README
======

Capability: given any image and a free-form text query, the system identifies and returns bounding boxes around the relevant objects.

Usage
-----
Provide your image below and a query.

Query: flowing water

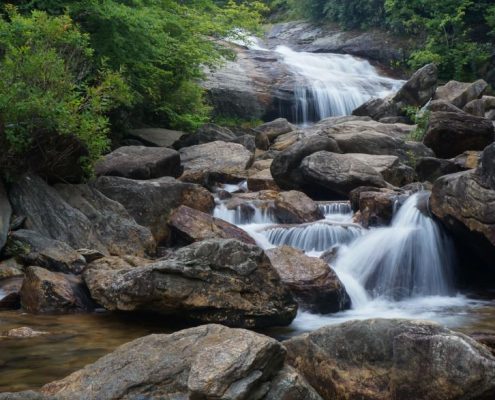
[274,46,404,124]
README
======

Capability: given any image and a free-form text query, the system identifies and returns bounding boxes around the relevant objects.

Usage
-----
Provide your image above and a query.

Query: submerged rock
[20,266,94,313]
[2,327,48,338]
[83,239,298,328]
[95,176,214,244]
[42,324,319,400]
[423,112,494,159]
[284,319,495,400]
[265,246,350,313]
[95,146,182,179]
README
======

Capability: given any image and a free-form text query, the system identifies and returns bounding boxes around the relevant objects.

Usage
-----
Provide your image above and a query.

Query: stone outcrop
[265,246,350,313]
[173,124,237,149]
[255,118,295,141]
[83,239,298,328]
[415,157,462,182]
[95,146,182,179]
[20,266,93,313]
[284,319,495,400]
[6,230,86,274]
[434,79,488,109]
[95,176,214,244]
[42,324,320,400]
[168,205,256,245]
[129,127,187,148]
[423,112,494,158]
[179,141,254,184]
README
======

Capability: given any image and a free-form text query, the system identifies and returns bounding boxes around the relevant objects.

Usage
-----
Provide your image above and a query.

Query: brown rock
[265,246,350,313]
[168,205,256,245]
[0,277,23,309]
[3,327,48,338]
[255,118,295,141]
[20,266,94,313]
[434,79,488,109]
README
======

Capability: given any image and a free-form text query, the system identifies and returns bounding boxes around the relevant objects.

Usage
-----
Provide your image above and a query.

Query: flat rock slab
[95,146,182,180]
[129,128,186,147]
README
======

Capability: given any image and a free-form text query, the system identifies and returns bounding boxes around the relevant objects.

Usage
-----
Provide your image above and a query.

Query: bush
[0,9,132,181]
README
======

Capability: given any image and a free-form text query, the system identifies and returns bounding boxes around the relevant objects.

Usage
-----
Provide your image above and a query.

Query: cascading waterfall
[213,203,276,225]
[274,46,404,124]
[264,222,362,252]
[319,202,353,223]
[333,193,456,308]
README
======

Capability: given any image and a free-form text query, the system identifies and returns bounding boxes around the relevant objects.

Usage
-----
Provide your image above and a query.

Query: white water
[274,46,404,124]
[319,202,354,223]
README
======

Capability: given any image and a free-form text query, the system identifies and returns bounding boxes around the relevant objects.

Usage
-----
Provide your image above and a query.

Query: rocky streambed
[2,27,495,399]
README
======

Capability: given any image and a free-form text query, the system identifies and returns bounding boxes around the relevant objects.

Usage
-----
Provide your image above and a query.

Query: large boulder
[350,188,405,228]
[271,135,341,190]
[430,170,495,259]
[415,157,462,182]
[42,324,320,400]
[168,205,256,245]
[174,124,236,149]
[55,183,156,257]
[480,142,495,190]
[83,239,298,328]
[284,319,495,400]
[423,112,494,158]
[20,266,93,313]
[434,79,488,109]
[6,230,86,274]
[95,146,182,180]
[265,246,350,313]
[298,151,387,199]
[0,277,23,309]
[129,127,187,148]
[255,118,295,141]
[353,64,438,120]
[95,176,214,244]
[0,180,11,252]
[9,175,107,253]
[179,141,254,184]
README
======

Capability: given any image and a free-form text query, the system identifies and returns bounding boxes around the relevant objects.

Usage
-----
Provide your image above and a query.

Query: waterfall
[274,46,404,124]
[264,222,362,252]
[213,203,276,225]
[333,193,456,308]
[319,202,353,223]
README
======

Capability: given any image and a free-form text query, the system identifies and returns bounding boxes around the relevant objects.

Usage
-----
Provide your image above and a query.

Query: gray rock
[20,266,94,313]
[41,324,316,400]
[480,142,495,190]
[9,175,106,254]
[180,141,254,184]
[83,239,298,328]
[129,127,187,147]
[0,391,54,400]
[255,118,295,141]
[0,277,23,309]
[427,99,464,113]
[95,146,182,180]
[55,184,156,257]
[415,157,462,182]
[463,99,485,117]
[284,319,495,400]
[0,180,11,252]
[231,134,256,153]
[434,79,488,109]
[298,151,387,199]
[423,112,494,158]
[95,176,214,244]
[271,136,341,190]
[7,230,86,274]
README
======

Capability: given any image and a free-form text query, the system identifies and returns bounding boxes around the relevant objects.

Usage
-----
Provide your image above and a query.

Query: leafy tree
[0,8,132,179]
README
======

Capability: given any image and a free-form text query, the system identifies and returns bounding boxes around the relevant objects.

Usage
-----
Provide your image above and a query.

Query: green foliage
[16,0,266,131]
[0,9,132,178]
[403,106,430,142]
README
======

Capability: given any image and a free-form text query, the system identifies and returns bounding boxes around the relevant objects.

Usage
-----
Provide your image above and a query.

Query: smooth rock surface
[255,118,295,141]
[434,79,488,109]
[265,246,350,313]
[84,239,298,328]
[95,146,182,180]
[129,127,187,148]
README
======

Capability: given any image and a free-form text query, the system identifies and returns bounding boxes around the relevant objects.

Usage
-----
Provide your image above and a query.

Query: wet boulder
[0,181,11,252]
[423,112,494,158]
[2,327,48,338]
[271,135,341,191]
[179,141,254,184]
[247,168,280,192]
[83,239,298,328]
[480,142,495,190]
[265,246,350,313]
[453,150,482,170]
[20,266,94,313]
[42,324,320,400]
[0,277,23,309]
[284,319,495,400]
[95,176,214,244]
[255,118,295,141]
[168,205,256,245]
[415,157,462,182]
[0,258,24,280]
[350,188,404,228]
[298,151,387,199]
[6,230,86,274]
[95,146,182,180]
[434,79,488,109]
